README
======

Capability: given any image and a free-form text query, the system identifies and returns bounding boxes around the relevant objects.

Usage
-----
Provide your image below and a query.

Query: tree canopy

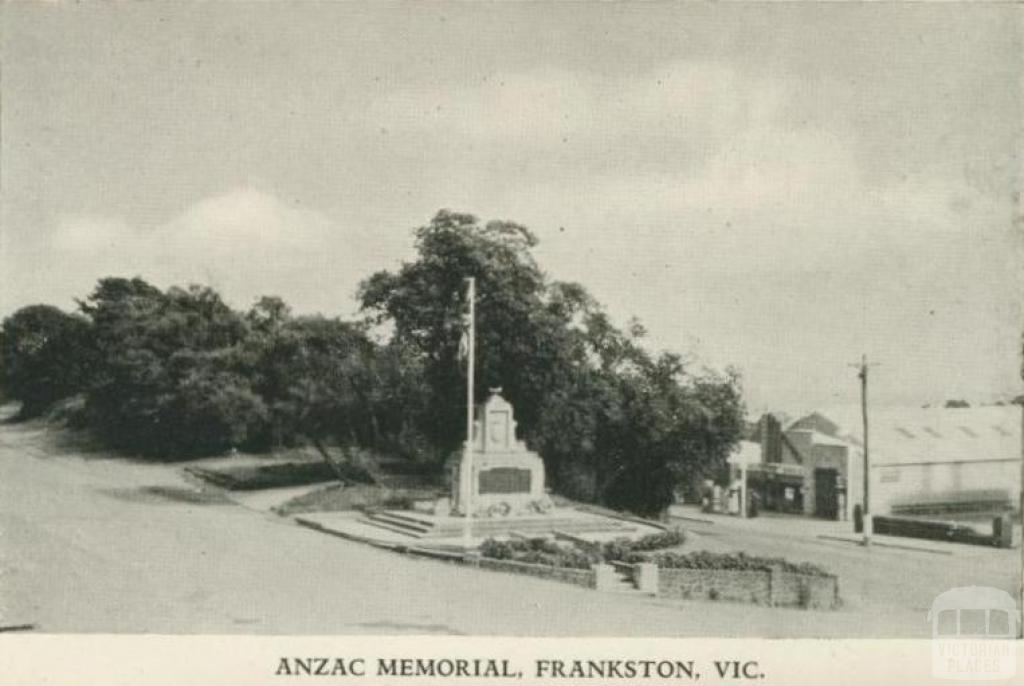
[1,210,746,514]
[0,305,94,418]
[360,210,745,515]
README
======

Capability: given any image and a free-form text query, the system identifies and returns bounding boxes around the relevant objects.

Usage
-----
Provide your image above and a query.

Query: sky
[2,3,1021,413]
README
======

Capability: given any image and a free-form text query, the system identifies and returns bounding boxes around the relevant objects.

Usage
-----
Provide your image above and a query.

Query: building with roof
[788,405,1022,520]
[730,405,1021,522]
[730,416,862,520]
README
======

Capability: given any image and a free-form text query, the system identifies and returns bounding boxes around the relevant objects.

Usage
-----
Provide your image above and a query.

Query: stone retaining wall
[469,556,838,609]
[769,570,839,609]
[658,568,771,605]
[471,557,596,589]
[656,566,839,609]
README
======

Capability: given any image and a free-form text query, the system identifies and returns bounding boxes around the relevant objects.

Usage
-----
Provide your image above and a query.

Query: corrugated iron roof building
[788,405,1022,518]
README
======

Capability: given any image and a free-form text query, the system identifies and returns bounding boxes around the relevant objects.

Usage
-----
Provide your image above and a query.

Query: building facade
[733,405,1022,522]
[730,416,861,520]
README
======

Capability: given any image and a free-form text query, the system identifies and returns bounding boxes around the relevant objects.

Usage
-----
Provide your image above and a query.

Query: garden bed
[276,483,443,516]
[643,550,830,577]
[476,531,839,609]
[186,461,367,491]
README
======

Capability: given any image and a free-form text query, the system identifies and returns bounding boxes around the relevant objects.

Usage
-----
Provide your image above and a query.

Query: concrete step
[362,512,433,533]
[357,517,427,538]
[425,517,634,539]
[369,510,440,528]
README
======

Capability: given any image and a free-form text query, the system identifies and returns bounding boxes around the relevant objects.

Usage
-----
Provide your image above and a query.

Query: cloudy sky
[2,3,1021,412]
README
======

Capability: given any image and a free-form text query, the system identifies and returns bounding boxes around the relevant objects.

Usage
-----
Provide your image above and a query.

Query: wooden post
[859,355,871,546]
[740,457,748,519]
[462,277,476,548]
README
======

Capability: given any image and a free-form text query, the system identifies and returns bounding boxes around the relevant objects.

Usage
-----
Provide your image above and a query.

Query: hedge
[478,537,600,570]
[646,550,832,577]
[478,534,834,578]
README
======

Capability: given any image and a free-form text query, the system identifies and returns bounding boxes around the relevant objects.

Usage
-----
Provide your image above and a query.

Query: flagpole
[463,277,476,548]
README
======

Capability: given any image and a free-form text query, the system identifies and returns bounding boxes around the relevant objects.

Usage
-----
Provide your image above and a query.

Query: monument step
[361,508,638,540]
[361,512,434,534]
[368,510,443,528]
[357,517,428,538]
[421,516,636,539]
[604,569,652,595]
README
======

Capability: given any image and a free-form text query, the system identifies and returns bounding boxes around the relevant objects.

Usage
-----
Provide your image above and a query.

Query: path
[0,416,1018,636]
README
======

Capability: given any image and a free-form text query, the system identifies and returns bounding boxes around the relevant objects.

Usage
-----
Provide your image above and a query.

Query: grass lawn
[276,482,444,515]
[187,460,371,491]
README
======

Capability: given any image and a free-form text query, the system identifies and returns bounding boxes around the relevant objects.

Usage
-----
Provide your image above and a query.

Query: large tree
[0,305,95,417]
[80,277,266,457]
[359,210,745,515]
[359,210,566,452]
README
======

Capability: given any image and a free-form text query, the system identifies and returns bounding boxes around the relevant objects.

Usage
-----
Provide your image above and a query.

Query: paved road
[1,416,1019,636]
[671,507,1021,629]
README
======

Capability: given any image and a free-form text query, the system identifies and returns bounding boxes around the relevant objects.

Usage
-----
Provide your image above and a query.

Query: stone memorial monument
[447,389,551,517]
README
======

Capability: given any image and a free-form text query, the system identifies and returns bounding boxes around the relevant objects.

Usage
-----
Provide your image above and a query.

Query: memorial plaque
[478,467,531,495]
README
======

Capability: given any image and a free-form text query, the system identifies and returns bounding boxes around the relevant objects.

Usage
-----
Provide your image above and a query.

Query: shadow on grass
[97,485,234,505]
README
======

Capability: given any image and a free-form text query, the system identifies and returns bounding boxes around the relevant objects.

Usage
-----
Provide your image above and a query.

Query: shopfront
[745,462,806,515]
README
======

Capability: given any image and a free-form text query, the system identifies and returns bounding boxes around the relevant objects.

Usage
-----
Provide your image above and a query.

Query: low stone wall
[469,557,838,608]
[471,557,596,589]
[656,567,839,609]
[658,568,771,605]
[769,570,839,609]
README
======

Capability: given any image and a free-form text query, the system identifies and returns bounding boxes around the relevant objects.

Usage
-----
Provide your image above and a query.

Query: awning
[745,463,805,485]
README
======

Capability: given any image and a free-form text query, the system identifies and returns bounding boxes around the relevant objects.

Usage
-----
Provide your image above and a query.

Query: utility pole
[849,354,879,546]
[740,457,748,519]
[462,277,476,549]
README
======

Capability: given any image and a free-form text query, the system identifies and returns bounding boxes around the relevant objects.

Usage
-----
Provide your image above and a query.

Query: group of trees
[0,280,422,460]
[0,210,745,515]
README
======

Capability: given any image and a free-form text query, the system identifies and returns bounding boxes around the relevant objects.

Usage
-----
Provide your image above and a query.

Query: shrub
[478,537,600,570]
[648,550,832,577]
[631,528,687,551]
[479,535,830,577]
[601,528,686,561]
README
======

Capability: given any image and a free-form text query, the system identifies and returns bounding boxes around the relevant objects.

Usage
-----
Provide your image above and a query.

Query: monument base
[360,507,637,540]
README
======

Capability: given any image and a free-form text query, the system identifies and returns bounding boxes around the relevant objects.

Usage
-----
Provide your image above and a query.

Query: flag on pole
[457,324,469,361]
[457,293,471,361]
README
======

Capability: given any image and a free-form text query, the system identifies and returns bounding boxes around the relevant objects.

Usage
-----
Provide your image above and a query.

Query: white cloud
[9,56,1018,411]
[39,188,412,316]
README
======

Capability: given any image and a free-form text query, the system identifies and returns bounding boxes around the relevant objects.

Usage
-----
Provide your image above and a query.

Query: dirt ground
[0,413,1019,637]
